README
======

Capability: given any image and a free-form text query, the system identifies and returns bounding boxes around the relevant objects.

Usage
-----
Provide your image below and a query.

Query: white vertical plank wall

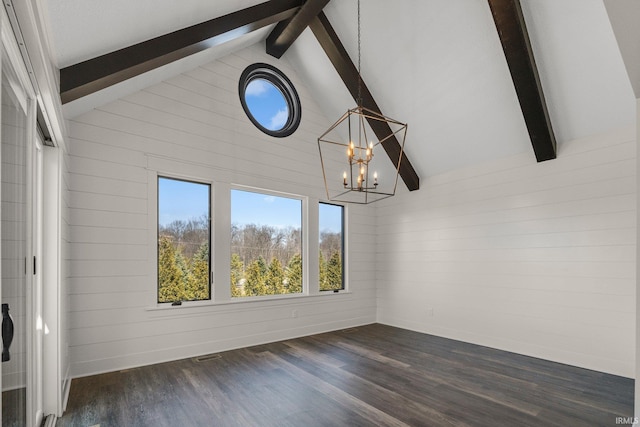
[64,45,377,377]
[376,126,636,377]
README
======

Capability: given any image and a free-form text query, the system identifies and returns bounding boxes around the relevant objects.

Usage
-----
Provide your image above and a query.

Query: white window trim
[318,201,348,293]
[229,184,309,299]
[148,170,215,307]
[147,169,349,310]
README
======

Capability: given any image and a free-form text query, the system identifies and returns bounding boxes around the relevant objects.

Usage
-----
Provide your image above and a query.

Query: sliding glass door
[0,8,44,422]
[1,50,30,426]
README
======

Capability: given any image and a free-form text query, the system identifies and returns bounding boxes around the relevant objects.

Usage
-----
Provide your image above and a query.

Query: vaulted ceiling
[42,0,637,181]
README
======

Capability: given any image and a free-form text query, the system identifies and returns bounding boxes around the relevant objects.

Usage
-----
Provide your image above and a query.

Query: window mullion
[213,181,232,302]
[307,198,320,295]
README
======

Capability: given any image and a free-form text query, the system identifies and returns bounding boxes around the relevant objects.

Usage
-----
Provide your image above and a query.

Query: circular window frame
[239,63,302,138]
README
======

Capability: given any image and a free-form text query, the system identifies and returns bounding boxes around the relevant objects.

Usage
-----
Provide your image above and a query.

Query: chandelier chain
[357,0,362,106]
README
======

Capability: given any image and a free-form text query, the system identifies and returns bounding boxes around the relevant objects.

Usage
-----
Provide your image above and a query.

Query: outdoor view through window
[244,78,289,132]
[157,180,343,302]
[231,189,303,297]
[157,177,211,303]
[319,203,344,291]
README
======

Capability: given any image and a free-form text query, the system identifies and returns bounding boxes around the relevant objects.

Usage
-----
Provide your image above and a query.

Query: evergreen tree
[256,255,268,276]
[265,258,285,295]
[326,252,342,290]
[190,242,210,300]
[319,253,328,291]
[175,249,190,278]
[158,235,185,303]
[231,281,243,297]
[245,258,266,296]
[175,250,193,299]
[230,253,245,296]
[285,253,302,294]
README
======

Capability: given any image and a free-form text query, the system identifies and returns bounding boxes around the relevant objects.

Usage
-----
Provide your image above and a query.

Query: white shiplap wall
[377,126,636,377]
[60,149,72,404]
[65,44,376,377]
[1,96,27,390]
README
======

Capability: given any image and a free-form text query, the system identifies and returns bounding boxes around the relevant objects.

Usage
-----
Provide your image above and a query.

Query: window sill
[145,291,351,315]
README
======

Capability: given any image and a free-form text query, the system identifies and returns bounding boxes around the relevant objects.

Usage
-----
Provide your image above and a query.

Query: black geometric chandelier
[317,0,408,204]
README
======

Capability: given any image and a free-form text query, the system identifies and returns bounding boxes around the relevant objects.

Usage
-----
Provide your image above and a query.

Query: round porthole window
[239,63,301,138]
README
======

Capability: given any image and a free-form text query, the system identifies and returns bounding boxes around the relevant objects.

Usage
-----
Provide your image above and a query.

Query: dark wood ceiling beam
[266,0,330,58]
[487,0,557,162]
[309,12,420,191]
[60,0,304,104]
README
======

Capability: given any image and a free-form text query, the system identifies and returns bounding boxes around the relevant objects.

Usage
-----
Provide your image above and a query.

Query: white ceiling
[42,0,637,179]
[603,0,640,98]
[44,0,267,67]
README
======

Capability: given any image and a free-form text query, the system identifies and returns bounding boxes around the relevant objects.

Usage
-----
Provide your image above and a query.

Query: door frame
[0,3,43,425]
[28,134,44,426]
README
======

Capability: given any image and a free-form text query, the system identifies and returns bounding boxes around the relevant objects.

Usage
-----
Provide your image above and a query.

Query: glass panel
[244,79,289,131]
[231,189,302,297]
[319,203,344,291]
[1,62,29,426]
[157,177,211,303]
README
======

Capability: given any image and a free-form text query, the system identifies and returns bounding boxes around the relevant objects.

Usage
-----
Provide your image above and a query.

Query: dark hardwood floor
[2,388,25,427]
[57,324,634,427]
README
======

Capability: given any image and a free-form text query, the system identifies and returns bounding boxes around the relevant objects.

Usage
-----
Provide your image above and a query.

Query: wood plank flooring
[56,324,634,427]
[2,388,25,427]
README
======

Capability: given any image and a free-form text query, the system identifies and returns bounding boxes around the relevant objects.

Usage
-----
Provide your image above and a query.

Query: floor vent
[341,328,359,334]
[194,353,222,363]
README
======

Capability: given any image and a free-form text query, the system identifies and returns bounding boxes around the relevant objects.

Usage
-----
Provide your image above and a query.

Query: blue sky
[244,79,288,131]
[158,177,209,226]
[231,189,301,229]
[159,179,342,233]
[232,190,342,233]
[319,202,342,234]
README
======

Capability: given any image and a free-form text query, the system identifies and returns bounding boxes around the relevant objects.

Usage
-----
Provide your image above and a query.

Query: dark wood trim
[309,12,420,191]
[60,0,304,104]
[487,0,557,162]
[266,0,330,59]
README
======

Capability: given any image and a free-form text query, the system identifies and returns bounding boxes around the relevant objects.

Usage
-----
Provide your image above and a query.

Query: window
[154,178,346,304]
[230,189,303,297]
[239,63,301,138]
[157,177,211,303]
[319,203,344,291]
